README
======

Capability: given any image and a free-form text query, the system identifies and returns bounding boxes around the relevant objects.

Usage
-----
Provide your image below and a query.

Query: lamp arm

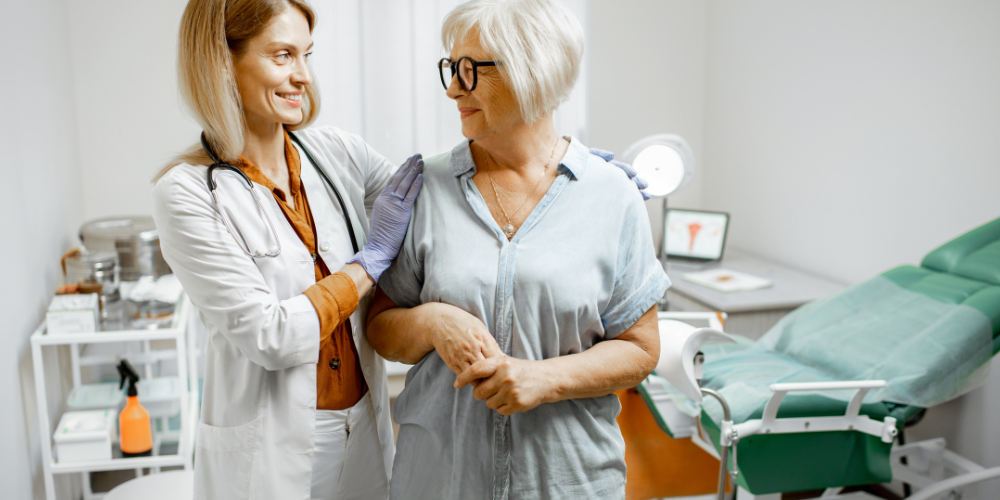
[658,196,670,311]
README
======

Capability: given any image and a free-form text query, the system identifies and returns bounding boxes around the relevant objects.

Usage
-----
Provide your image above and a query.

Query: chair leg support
[892,437,1000,500]
[904,466,1000,500]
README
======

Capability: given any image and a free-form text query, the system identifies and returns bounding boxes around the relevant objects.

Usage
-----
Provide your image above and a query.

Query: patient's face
[446,28,520,141]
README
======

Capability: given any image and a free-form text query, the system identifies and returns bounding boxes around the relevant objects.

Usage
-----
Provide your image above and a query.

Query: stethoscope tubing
[201,131,359,259]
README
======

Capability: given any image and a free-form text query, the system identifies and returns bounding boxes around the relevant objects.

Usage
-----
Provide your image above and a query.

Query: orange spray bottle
[116,360,152,457]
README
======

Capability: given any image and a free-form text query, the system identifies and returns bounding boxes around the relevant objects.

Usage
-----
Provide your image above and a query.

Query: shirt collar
[233,129,302,201]
[451,136,590,179]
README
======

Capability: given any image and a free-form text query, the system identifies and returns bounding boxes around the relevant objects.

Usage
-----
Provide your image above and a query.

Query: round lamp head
[621,134,695,198]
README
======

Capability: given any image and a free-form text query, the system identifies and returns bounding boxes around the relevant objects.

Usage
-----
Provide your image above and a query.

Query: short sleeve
[600,197,672,338]
[376,208,424,309]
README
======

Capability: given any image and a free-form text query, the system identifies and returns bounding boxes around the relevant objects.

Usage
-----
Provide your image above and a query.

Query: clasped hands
[429,305,554,416]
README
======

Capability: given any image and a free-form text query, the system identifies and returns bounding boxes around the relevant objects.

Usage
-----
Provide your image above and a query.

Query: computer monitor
[664,209,730,262]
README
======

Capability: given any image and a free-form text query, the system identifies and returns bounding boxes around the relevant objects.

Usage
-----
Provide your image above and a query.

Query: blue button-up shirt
[379,137,670,500]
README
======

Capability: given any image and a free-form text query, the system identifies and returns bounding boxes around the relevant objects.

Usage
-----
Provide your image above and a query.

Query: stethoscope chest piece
[202,133,282,258]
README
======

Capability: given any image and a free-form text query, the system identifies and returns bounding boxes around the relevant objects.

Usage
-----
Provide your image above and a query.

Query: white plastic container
[137,377,180,418]
[53,409,115,463]
[46,294,99,334]
[66,383,125,411]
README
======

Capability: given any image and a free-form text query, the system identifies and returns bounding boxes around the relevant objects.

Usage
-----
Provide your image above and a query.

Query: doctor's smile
[277,92,304,107]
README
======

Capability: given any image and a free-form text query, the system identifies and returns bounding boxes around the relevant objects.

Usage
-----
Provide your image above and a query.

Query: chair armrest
[732,380,899,443]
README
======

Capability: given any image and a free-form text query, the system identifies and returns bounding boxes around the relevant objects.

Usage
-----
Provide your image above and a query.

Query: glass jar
[63,249,123,329]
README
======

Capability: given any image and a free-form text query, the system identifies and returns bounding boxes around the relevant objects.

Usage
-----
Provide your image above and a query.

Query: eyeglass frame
[438,57,497,92]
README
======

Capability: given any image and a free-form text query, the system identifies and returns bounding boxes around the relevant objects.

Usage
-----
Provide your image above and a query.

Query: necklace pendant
[503,223,516,239]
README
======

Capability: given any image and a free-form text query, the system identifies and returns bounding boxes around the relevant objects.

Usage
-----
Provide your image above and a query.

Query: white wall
[0,0,85,498]
[701,0,1000,284]
[67,0,199,223]
[587,0,708,209]
[587,0,707,252]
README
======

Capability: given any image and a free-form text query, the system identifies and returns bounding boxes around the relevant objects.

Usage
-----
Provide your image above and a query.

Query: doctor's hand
[454,356,552,416]
[589,148,650,200]
[349,154,423,283]
[425,303,504,378]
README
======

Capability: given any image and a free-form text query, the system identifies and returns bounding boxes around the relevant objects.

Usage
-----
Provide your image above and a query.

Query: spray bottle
[117,360,152,457]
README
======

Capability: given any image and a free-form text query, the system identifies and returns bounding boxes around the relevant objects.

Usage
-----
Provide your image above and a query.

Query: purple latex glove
[348,154,424,282]
[589,148,650,200]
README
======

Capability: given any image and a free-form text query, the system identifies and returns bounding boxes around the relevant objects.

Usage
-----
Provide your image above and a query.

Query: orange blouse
[232,131,367,411]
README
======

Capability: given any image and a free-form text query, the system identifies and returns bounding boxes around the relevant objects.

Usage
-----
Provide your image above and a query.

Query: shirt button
[364,367,372,377]
[320,241,331,252]
[375,404,382,416]
[328,358,341,370]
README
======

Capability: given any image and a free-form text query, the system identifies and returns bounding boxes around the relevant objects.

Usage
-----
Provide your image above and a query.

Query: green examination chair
[640,217,1000,499]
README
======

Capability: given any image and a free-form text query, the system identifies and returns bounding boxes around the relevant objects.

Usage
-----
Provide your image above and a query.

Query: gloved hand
[589,148,650,200]
[348,154,424,282]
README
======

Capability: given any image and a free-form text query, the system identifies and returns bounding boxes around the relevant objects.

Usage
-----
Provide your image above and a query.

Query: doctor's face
[233,7,314,130]
[446,29,520,142]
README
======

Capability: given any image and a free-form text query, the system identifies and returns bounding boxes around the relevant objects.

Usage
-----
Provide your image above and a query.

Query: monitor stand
[667,258,722,273]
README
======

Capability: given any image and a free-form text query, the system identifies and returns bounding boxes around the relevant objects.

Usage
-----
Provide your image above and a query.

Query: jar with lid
[79,217,171,281]
[63,249,123,329]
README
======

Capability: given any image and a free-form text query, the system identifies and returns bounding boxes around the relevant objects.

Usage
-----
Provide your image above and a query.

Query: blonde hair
[156,0,320,180]
[442,0,584,124]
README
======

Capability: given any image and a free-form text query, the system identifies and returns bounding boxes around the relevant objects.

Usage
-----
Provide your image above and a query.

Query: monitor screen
[664,209,729,261]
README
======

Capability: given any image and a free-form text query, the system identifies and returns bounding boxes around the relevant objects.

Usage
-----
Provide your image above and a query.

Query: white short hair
[442,0,585,123]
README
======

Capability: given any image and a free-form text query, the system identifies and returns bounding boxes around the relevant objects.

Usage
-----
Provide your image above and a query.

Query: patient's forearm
[544,305,660,401]
[367,302,437,364]
[544,339,652,401]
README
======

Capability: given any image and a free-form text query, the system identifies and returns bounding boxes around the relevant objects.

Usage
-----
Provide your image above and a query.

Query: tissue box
[53,409,115,463]
[47,294,99,334]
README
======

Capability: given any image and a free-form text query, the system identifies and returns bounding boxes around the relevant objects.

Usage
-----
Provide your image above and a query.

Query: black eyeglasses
[438,57,497,91]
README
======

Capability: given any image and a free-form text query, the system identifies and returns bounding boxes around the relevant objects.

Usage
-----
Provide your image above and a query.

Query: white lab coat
[151,126,397,500]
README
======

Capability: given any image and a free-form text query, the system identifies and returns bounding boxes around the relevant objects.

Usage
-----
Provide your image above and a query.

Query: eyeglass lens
[438,58,478,91]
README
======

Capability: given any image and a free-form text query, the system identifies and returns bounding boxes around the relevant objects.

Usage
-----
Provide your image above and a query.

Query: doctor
[152,1,416,499]
[152,0,644,498]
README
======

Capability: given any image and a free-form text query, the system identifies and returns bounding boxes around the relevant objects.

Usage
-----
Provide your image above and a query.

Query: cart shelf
[31,295,199,500]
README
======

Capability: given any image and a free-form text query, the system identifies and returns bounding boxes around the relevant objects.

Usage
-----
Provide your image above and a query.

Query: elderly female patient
[366,0,669,498]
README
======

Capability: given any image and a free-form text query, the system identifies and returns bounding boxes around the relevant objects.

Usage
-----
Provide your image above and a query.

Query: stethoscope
[202,131,360,259]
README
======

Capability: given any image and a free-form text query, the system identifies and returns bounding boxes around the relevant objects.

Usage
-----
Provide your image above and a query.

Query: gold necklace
[486,137,559,239]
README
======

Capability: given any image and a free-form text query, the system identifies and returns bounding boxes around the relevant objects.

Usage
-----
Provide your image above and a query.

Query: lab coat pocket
[194,415,262,500]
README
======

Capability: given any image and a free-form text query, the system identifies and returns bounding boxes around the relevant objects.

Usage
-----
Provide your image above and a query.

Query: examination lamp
[622,134,696,309]
[620,133,695,198]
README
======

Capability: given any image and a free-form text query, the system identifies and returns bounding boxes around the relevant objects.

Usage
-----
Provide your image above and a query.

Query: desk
[665,250,846,339]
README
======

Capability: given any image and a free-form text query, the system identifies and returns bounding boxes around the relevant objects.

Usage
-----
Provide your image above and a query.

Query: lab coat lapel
[215,171,314,297]
[295,143,372,347]
[296,143,368,250]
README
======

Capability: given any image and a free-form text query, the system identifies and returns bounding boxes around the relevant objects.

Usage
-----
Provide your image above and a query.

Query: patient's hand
[427,303,504,377]
[454,356,552,416]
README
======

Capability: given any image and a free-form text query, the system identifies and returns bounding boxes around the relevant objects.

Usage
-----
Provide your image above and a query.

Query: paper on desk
[682,268,772,293]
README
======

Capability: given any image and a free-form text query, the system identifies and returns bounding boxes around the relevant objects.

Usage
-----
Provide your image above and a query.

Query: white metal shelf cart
[31,295,200,500]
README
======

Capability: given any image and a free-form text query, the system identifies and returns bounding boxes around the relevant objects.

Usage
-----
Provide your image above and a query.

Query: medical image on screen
[665,210,728,260]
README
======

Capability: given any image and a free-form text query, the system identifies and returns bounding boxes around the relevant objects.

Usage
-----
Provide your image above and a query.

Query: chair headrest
[922,217,1000,286]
